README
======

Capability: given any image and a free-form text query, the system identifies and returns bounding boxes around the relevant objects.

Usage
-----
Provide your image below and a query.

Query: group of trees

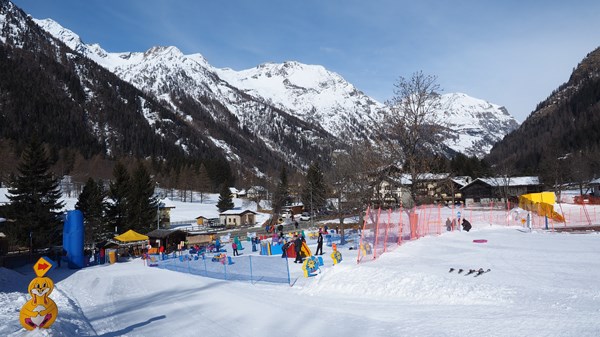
[263,71,493,235]
[486,47,600,179]
[9,67,595,253]
[0,139,160,251]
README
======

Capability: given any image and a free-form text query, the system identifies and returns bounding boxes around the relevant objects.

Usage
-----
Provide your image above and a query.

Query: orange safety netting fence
[356,194,599,264]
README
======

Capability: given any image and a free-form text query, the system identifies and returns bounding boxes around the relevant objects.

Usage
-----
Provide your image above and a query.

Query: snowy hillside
[217,61,384,138]
[440,93,519,156]
[34,18,519,158]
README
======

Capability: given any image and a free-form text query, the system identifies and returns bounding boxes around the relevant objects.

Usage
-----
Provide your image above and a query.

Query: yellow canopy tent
[107,230,149,262]
[518,192,565,222]
[114,229,149,242]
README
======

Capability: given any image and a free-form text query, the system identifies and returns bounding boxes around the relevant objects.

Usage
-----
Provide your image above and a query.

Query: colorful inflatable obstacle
[234,236,244,250]
[302,256,321,277]
[286,241,312,259]
[211,253,232,264]
[518,192,565,222]
[270,242,284,255]
[331,243,342,265]
[260,240,271,255]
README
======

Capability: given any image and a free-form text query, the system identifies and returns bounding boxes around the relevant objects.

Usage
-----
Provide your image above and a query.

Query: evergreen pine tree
[75,177,106,243]
[105,162,130,234]
[301,162,327,215]
[6,138,64,250]
[216,184,234,213]
[128,162,158,233]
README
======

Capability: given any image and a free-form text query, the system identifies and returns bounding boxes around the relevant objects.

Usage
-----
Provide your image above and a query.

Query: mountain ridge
[486,46,600,175]
[0,0,522,191]
[33,17,519,159]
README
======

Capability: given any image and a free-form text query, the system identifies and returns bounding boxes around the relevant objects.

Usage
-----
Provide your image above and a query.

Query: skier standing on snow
[232,241,239,256]
[315,232,324,255]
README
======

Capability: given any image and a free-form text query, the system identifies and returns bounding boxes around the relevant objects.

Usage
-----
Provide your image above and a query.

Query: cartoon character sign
[331,243,343,265]
[19,257,58,330]
[302,256,321,277]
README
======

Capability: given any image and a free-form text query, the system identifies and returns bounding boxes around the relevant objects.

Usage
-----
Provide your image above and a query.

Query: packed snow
[2,190,600,336]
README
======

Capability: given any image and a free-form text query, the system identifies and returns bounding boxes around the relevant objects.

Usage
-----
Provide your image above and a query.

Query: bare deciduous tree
[379,71,447,206]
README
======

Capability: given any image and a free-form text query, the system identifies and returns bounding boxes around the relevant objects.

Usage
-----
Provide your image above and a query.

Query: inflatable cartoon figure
[19,257,58,330]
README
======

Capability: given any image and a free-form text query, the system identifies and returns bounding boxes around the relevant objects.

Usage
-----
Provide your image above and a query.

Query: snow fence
[148,253,291,285]
[355,200,596,264]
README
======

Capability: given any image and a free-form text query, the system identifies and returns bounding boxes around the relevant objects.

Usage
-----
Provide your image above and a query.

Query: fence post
[409,208,418,240]
[249,255,253,284]
[384,209,391,253]
[286,255,291,286]
[373,207,381,259]
[397,205,404,245]
[357,206,370,264]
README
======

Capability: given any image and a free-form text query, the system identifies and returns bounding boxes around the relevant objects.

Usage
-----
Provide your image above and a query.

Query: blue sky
[12,0,600,122]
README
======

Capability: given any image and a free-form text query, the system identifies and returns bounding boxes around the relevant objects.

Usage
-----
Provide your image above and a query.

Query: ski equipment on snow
[474,268,491,277]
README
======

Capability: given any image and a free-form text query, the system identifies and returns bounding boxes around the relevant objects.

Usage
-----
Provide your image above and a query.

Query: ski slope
[2,223,600,337]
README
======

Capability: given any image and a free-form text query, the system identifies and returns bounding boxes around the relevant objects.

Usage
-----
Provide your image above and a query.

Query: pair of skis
[449,267,491,277]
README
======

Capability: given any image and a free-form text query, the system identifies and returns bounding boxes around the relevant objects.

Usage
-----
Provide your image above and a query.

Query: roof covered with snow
[464,176,540,188]
[219,209,257,215]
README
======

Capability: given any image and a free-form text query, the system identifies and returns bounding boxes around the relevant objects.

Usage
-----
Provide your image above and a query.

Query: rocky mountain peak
[25,6,520,164]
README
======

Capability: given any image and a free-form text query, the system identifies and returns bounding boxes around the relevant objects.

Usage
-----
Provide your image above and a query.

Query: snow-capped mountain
[217,62,385,138]
[34,18,339,171]
[439,93,519,157]
[32,16,518,161]
[0,1,253,184]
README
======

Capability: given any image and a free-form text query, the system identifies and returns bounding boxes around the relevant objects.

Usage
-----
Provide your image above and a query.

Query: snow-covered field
[2,190,600,336]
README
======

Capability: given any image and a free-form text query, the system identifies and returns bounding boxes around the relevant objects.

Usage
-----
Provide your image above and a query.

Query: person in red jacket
[232,242,239,256]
